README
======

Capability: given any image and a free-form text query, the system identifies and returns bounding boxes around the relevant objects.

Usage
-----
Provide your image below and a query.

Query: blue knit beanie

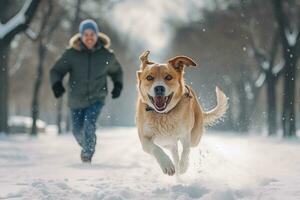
[79,19,99,36]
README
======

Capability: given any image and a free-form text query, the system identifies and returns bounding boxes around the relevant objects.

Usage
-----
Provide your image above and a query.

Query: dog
[136,50,228,176]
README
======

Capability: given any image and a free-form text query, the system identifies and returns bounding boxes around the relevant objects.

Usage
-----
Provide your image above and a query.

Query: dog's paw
[157,153,175,176]
[179,157,189,174]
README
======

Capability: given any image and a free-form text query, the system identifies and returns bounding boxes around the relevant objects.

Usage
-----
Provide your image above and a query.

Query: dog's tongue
[153,96,166,108]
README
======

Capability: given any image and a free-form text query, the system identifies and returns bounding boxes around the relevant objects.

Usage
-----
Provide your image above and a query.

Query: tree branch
[268,30,280,70]
[272,0,290,49]
[248,18,269,71]
[0,0,41,44]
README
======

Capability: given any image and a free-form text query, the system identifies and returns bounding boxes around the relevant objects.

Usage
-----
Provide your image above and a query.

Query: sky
[103,0,205,58]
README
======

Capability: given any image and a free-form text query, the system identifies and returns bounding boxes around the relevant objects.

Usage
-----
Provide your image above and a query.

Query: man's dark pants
[71,101,104,159]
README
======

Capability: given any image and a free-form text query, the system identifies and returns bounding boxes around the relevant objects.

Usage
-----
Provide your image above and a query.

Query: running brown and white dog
[136,51,228,176]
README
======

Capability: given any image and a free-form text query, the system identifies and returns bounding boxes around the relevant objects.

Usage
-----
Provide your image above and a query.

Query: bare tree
[248,21,284,135]
[31,1,53,135]
[57,0,83,134]
[0,0,40,133]
[31,1,65,135]
[71,0,83,34]
[272,0,300,137]
[234,62,266,132]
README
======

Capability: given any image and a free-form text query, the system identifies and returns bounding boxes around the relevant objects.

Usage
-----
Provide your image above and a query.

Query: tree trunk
[71,0,82,34]
[0,43,9,133]
[237,81,250,132]
[0,0,41,134]
[224,86,235,131]
[31,41,46,136]
[66,108,71,133]
[56,98,63,134]
[266,72,277,135]
[59,0,82,134]
[282,48,297,137]
[272,0,298,137]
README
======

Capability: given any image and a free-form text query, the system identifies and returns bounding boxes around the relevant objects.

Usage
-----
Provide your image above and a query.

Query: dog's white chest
[145,121,189,148]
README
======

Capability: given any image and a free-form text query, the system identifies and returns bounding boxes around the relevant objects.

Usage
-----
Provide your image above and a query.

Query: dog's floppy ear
[168,56,197,72]
[139,50,153,70]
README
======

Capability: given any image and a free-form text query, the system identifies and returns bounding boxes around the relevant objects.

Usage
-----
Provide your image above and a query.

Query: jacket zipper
[87,51,92,103]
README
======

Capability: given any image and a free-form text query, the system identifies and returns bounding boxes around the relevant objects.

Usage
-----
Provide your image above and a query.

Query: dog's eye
[146,75,154,81]
[165,75,173,81]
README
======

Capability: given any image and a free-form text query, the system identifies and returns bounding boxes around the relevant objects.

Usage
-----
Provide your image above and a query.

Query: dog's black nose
[154,86,165,96]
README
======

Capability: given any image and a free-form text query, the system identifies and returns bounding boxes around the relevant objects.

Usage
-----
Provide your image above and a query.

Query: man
[50,19,123,163]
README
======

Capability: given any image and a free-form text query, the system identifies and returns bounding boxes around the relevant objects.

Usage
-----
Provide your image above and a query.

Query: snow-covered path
[0,127,299,200]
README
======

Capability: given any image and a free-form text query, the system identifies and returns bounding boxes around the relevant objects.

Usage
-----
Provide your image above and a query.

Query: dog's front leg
[166,143,179,175]
[179,134,191,174]
[141,136,175,176]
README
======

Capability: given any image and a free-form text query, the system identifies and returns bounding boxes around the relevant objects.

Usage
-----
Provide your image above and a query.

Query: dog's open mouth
[148,93,173,112]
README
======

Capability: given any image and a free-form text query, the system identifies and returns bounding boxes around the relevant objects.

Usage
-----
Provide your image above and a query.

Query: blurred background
[0,0,299,137]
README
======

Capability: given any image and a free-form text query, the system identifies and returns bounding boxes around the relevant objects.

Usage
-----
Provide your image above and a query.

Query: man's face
[82,29,97,49]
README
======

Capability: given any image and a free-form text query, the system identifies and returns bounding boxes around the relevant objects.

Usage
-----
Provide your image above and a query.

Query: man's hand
[52,81,65,98]
[111,82,123,99]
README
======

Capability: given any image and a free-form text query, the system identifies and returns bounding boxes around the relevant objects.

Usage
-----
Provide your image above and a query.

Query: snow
[272,60,285,75]
[244,82,254,100]
[261,61,270,70]
[254,73,266,88]
[284,29,298,46]
[8,116,46,128]
[8,116,47,133]
[1,127,300,200]
[24,28,38,40]
[0,0,32,39]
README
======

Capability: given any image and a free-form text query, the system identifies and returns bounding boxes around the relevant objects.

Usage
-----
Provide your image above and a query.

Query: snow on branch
[0,0,38,40]
[9,41,30,77]
[284,29,299,46]
[25,28,38,40]
[245,82,254,100]
[255,73,266,88]
[272,60,285,75]
[262,60,270,71]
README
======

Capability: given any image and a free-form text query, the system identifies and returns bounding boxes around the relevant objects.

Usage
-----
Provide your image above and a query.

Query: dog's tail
[203,87,228,126]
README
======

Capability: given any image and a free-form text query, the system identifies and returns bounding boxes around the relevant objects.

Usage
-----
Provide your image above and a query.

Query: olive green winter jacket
[50,32,123,109]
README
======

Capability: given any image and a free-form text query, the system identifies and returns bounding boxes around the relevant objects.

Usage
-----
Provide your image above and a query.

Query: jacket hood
[68,32,111,51]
